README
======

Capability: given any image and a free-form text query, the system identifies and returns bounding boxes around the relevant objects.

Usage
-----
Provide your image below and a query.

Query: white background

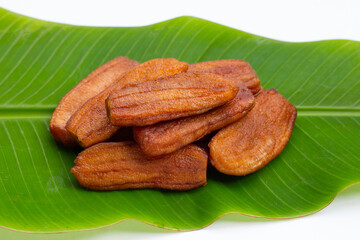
[0,0,359,239]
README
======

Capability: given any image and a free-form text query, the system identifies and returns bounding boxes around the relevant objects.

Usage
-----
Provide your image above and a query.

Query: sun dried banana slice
[49,57,139,146]
[188,59,261,94]
[209,89,297,176]
[71,142,208,191]
[106,72,239,126]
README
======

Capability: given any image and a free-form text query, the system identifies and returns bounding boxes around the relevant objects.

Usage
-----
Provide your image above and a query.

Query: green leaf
[0,8,359,233]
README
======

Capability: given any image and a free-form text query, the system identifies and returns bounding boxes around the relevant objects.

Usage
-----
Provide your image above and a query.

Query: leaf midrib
[0,106,359,119]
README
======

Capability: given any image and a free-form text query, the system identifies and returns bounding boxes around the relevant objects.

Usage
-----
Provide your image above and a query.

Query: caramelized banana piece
[209,89,297,176]
[71,142,208,191]
[188,59,261,94]
[106,72,239,126]
[66,58,188,148]
[134,83,254,156]
[49,57,139,146]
